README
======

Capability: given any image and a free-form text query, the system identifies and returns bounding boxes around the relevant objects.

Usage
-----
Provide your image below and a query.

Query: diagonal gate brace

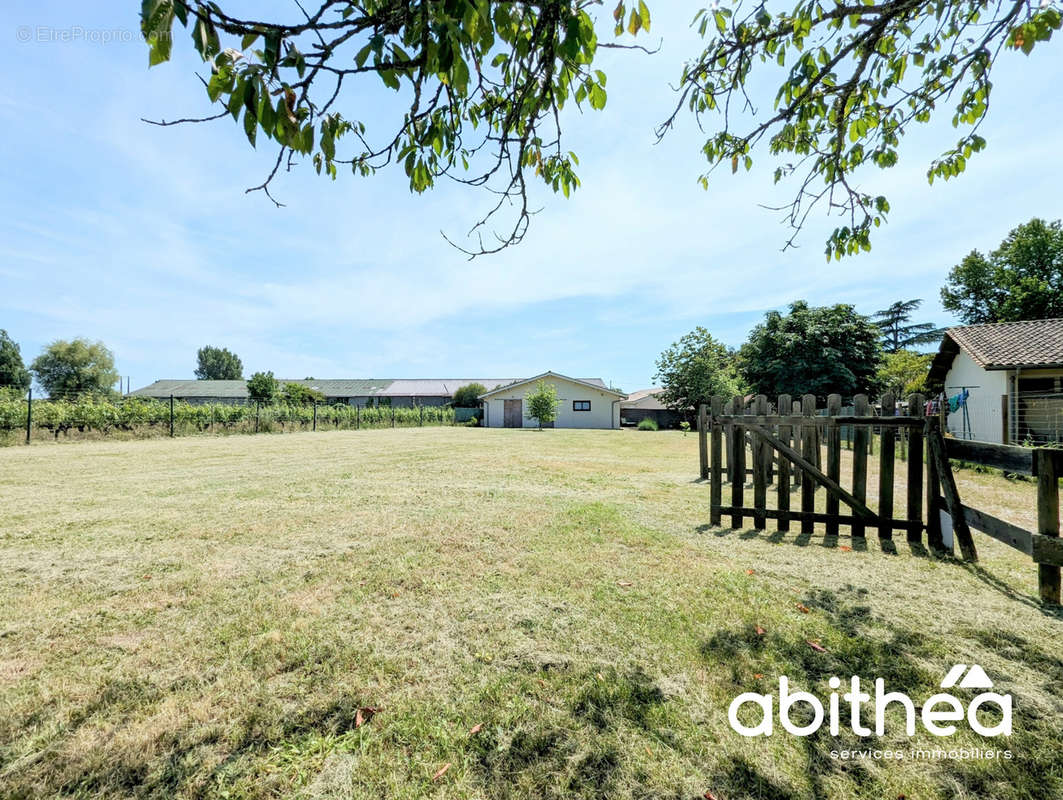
[742,421,878,522]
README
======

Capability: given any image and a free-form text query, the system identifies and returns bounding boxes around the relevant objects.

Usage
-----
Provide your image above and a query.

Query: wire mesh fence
[0,385,472,445]
[1014,390,1063,446]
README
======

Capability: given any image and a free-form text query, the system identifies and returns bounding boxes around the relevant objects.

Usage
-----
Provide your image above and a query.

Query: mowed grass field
[1,428,1061,800]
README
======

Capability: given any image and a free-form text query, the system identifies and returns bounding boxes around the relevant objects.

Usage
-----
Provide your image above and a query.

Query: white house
[480,372,626,429]
[928,318,1063,444]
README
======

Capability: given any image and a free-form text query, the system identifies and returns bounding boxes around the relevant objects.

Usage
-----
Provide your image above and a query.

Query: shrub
[637,418,659,431]
[452,383,487,408]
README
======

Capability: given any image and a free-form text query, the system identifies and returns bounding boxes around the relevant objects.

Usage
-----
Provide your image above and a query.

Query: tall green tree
[524,380,560,430]
[872,300,945,353]
[877,350,933,399]
[452,383,487,408]
[654,327,742,411]
[195,345,244,380]
[941,218,1063,323]
[0,330,30,392]
[246,371,279,404]
[30,338,120,398]
[740,302,881,399]
[142,1,1058,258]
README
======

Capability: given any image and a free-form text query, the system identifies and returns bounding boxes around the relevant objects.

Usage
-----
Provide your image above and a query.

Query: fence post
[776,394,792,532]
[170,394,175,438]
[420,405,424,427]
[25,388,32,445]
[851,395,869,540]
[751,395,768,530]
[357,405,361,429]
[313,401,318,432]
[926,428,944,551]
[730,394,745,529]
[926,420,977,561]
[825,394,842,537]
[255,402,260,434]
[878,392,896,541]
[800,394,817,534]
[1036,449,1061,605]
[391,407,395,428]
[907,394,925,544]
[698,404,709,480]
[710,396,723,527]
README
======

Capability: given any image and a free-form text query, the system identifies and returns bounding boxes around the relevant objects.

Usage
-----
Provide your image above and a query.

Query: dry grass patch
[0,428,1060,799]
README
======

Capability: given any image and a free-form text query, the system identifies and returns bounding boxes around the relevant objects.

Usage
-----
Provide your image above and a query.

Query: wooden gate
[702,393,957,548]
[698,392,1063,604]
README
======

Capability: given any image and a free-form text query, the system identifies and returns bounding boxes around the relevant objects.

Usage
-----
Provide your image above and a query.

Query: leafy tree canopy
[452,382,487,407]
[941,218,1063,323]
[247,371,279,404]
[877,349,932,398]
[872,299,945,353]
[282,382,325,404]
[524,379,560,429]
[0,329,31,392]
[141,0,1060,257]
[739,301,881,399]
[654,326,743,410]
[30,338,120,399]
[195,345,244,379]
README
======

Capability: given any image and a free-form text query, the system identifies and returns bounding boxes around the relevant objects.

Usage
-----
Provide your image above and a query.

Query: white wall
[943,351,1008,443]
[485,377,621,429]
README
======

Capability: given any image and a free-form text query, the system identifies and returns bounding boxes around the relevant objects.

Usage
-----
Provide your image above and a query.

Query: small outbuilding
[619,388,688,428]
[480,372,626,429]
[928,318,1063,444]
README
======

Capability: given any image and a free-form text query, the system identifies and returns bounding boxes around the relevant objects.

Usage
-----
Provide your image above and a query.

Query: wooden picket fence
[697,393,1063,605]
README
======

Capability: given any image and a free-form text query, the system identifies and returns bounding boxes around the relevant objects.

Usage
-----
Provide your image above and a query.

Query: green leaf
[628,9,641,36]
[637,1,651,33]
[243,106,257,147]
[589,83,607,110]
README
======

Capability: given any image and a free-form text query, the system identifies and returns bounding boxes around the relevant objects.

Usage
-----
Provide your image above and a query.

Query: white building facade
[480,372,625,429]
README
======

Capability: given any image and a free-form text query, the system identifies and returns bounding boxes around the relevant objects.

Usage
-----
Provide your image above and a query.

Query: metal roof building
[129,377,611,407]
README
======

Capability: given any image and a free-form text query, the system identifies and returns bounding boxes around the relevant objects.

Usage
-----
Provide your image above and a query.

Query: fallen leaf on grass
[754,673,763,679]
[746,569,755,575]
[596,672,605,681]
[617,580,633,587]
[704,791,719,800]
[840,545,853,552]
[754,625,765,636]
[807,640,827,653]
[432,763,450,781]
[645,746,653,757]
[355,707,380,727]
[469,723,483,735]
[795,604,811,614]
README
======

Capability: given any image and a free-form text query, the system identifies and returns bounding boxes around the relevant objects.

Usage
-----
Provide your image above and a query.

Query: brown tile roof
[947,318,1063,369]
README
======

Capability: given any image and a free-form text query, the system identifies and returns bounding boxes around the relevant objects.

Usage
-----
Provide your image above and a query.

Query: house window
[573,400,591,411]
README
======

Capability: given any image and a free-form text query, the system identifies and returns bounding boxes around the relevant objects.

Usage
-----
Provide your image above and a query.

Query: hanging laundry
[946,389,969,415]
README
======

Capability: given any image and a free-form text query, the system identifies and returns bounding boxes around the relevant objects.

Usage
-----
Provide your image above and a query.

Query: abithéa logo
[728,664,1011,738]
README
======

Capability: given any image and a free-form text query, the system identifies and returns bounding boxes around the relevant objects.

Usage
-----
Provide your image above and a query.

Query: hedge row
[0,396,459,439]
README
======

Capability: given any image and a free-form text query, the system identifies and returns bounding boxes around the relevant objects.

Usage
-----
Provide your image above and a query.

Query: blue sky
[1,2,1060,393]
